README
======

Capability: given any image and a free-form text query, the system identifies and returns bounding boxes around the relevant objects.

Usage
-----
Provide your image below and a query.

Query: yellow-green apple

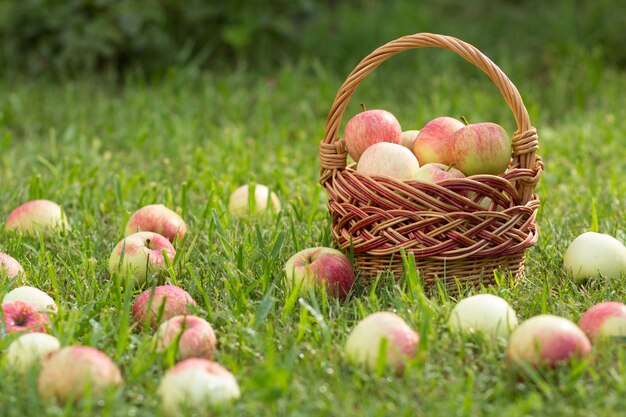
[125,204,187,243]
[156,315,217,361]
[343,109,402,162]
[228,184,281,218]
[0,252,24,280]
[506,315,591,368]
[38,346,123,404]
[345,312,419,374]
[400,130,420,150]
[5,199,69,236]
[563,232,626,283]
[448,294,518,338]
[6,332,61,373]
[108,231,176,286]
[356,142,420,180]
[284,247,355,300]
[578,301,626,341]
[133,285,197,330]
[158,358,240,417]
[3,286,58,314]
[1,301,50,334]
[412,117,464,165]
[450,122,511,176]
[414,163,466,183]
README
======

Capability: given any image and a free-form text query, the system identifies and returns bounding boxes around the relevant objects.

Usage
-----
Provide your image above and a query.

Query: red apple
[345,312,419,374]
[133,285,197,329]
[578,302,626,341]
[414,163,466,183]
[156,315,217,361]
[1,301,50,334]
[450,122,511,176]
[125,204,187,243]
[412,117,464,166]
[356,142,420,180]
[5,199,69,236]
[284,247,355,300]
[0,252,24,280]
[344,109,402,162]
[38,346,123,404]
[108,232,176,286]
[158,358,240,415]
[506,314,591,368]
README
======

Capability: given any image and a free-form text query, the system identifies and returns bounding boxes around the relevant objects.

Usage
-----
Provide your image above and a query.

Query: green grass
[2,17,626,417]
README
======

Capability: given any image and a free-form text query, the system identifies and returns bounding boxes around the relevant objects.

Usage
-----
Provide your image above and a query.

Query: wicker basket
[319,33,543,289]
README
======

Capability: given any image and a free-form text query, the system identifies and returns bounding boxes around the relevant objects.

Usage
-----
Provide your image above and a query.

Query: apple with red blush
[412,117,465,166]
[344,311,419,374]
[1,300,50,334]
[133,285,197,329]
[5,199,69,236]
[156,315,217,361]
[356,142,420,180]
[3,286,58,314]
[414,163,465,183]
[578,301,626,341]
[38,346,123,404]
[125,204,187,243]
[0,252,24,280]
[158,358,240,416]
[108,231,176,286]
[505,314,591,369]
[284,247,355,300]
[344,107,402,162]
[450,120,511,176]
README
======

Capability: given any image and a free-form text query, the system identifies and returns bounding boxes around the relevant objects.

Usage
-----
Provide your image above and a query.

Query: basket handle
[320,33,539,204]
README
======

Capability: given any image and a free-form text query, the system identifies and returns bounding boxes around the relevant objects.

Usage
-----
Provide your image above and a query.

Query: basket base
[354,252,526,290]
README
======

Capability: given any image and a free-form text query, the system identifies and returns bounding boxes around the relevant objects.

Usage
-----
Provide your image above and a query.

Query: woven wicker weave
[319,33,543,289]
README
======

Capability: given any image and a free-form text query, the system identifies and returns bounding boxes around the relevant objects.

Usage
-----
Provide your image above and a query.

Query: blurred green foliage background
[0,0,623,77]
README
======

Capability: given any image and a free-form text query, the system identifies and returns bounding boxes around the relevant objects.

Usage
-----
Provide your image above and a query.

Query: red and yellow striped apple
[344,109,402,162]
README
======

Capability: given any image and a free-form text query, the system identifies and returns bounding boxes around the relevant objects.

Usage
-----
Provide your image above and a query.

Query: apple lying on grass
[412,116,464,166]
[1,301,50,334]
[5,199,69,236]
[506,314,591,368]
[344,108,402,162]
[578,301,626,341]
[133,285,197,329]
[108,231,176,286]
[356,142,420,180]
[414,163,465,183]
[158,358,240,417]
[6,332,61,373]
[3,286,58,314]
[125,204,187,243]
[451,121,511,176]
[38,346,123,404]
[345,312,419,374]
[0,252,24,280]
[284,247,355,300]
[563,232,626,283]
[448,294,518,338]
[156,315,217,361]
[228,184,281,218]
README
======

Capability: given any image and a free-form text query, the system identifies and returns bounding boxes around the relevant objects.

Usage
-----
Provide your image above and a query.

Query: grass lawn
[2,34,626,416]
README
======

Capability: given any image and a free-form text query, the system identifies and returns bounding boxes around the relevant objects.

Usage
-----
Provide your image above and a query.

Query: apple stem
[459,116,470,126]
[360,103,367,112]
[446,164,455,172]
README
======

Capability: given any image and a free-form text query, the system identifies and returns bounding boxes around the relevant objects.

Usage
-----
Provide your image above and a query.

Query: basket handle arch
[320,32,539,204]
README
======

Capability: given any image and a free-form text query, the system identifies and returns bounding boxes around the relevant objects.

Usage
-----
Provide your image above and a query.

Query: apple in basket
[450,120,512,176]
[399,130,420,150]
[414,163,465,183]
[412,117,465,166]
[343,107,402,162]
[356,142,419,180]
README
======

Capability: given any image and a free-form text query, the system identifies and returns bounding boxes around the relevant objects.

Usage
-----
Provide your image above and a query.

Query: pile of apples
[343,107,512,182]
